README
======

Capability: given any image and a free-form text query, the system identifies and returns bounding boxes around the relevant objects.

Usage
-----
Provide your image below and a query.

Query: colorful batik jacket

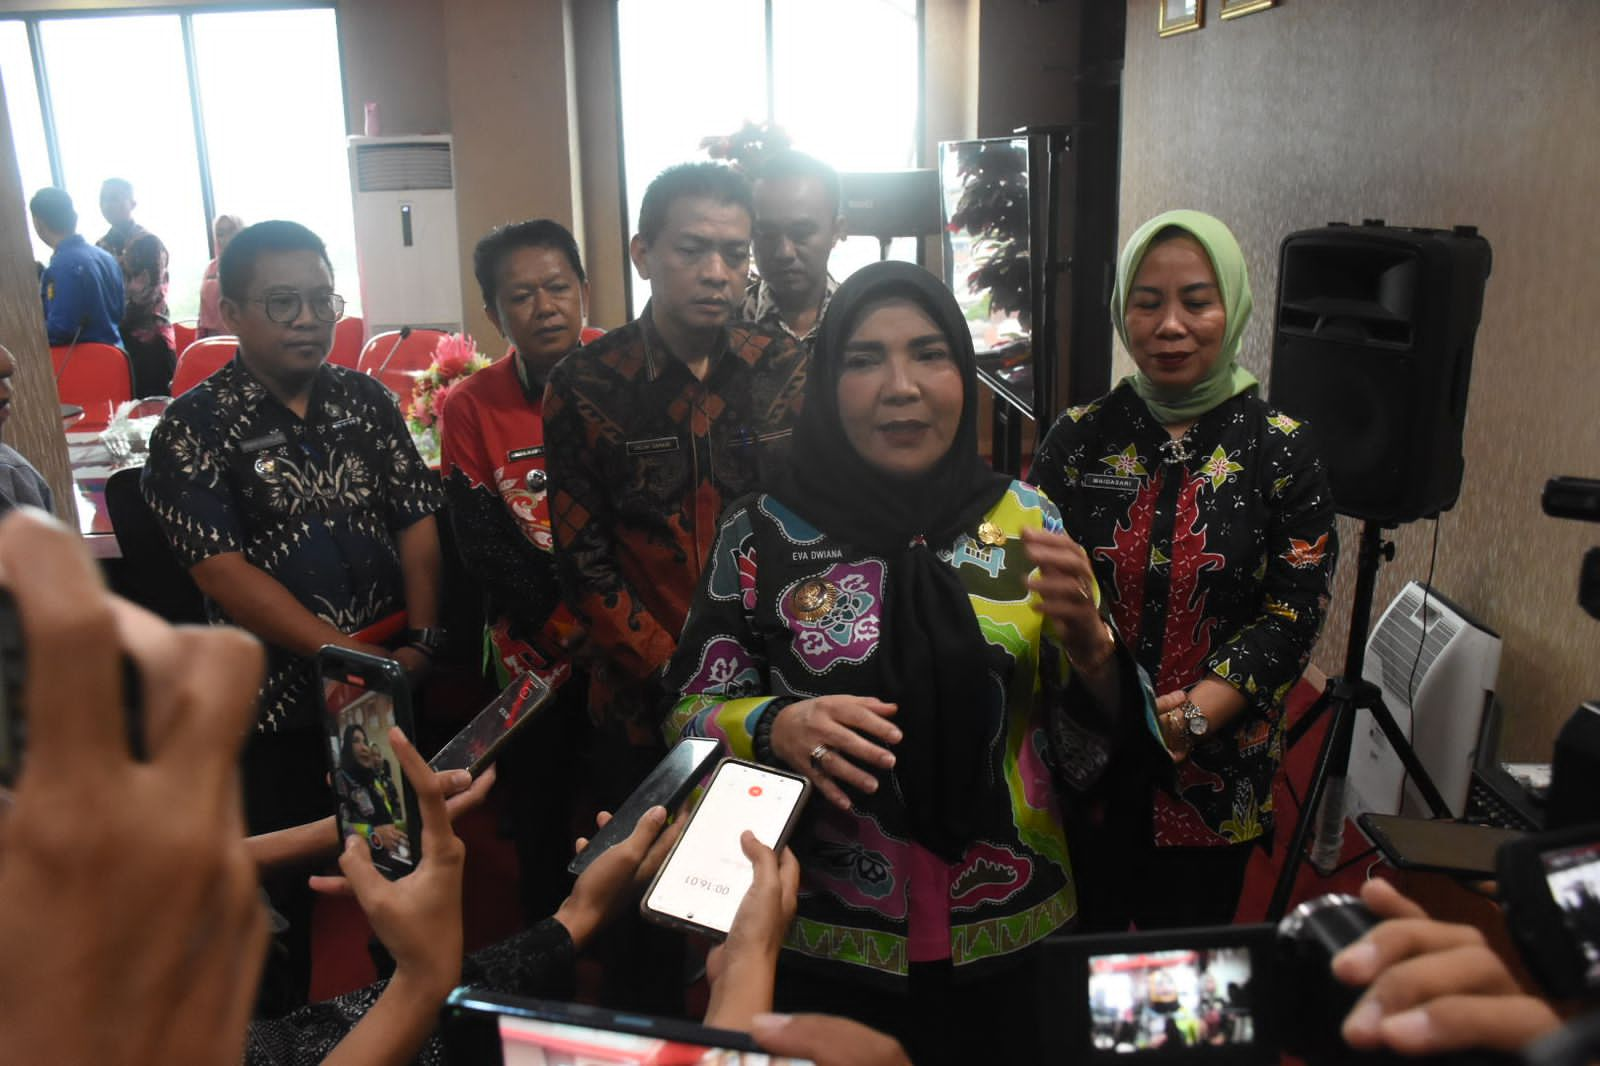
[1029,383,1337,847]
[543,307,806,734]
[663,482,1163,987]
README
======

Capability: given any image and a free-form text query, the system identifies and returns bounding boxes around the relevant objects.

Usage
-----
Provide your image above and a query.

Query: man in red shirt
[439,218,601,917]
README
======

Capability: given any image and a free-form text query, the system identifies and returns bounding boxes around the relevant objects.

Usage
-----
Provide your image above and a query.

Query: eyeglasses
[251,292,346,324]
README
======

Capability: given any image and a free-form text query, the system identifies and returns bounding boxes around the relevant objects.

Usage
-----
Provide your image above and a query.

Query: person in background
[1029,209,1338,931]
[440,218,599,921]
[29,186,123,348]
[141,219,444,1010]
[0,346,54,517]
[742,150,848,353]
[97,178,175,396]
[199,212,245,338]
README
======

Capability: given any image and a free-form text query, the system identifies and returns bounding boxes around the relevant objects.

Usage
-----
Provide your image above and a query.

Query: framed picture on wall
[1220,0,1277,18]
[1159,0,1202,37]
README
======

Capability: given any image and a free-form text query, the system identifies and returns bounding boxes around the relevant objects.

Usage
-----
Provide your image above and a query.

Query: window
[0,21,55,264]
[616,0,921,315]
[2,6,356,327]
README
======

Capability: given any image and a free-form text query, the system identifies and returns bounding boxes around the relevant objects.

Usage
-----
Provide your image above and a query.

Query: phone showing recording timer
[639,758,811,940]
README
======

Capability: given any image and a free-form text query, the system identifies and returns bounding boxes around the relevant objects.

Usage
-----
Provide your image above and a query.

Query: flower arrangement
[408,332,490,436]
[700,120,792,175]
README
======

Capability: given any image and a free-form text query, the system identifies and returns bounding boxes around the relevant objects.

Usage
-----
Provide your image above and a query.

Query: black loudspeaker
[1267,222,1493,524]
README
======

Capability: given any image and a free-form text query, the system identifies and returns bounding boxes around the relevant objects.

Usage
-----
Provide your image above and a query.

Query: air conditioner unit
[1346,582,1501,819]
[348,134,463,336]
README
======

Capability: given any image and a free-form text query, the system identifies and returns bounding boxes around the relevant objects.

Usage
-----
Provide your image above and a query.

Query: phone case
[428,671,553,777]
[1357,812,1521,877]
[566,736,722,877]
[317,644,423,880]
[637,757,811,941]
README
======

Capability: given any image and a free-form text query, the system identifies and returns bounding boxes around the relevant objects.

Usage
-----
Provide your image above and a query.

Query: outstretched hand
[556,805,682,949]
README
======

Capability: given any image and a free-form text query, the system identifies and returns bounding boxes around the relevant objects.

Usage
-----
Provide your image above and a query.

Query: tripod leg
[1364,692,1454,820]
[1267,693,1356,921]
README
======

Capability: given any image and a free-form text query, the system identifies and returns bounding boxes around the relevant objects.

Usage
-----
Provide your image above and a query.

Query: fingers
[0,510,126,776]
[1332,912,1485,988]
[435,769,473,798]
[443,765,496,823]
[1356,877,1429,921]
[389,728,457,860]
[326,834,386,900]
[828,699,902,750]
[1342,943,1530,1048]
[1155,690,1188,715]
[154,627,264,799]
[638,806,684,881]
[1365,994,1562,1055]
[739,828,778,883]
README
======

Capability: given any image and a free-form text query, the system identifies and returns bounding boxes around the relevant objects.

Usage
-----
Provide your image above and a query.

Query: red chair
[51,343,133,431]
[172,321,198,360]
[171,336,238,396]
[357,328,448,415]
[329,315,365,369]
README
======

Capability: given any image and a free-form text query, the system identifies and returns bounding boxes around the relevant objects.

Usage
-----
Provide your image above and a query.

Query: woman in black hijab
[335,723,403,856]
[663,262,1163,1062]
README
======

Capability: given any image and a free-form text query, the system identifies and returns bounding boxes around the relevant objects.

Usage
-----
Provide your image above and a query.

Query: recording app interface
[1541,841,1600,986]
[324,673,415,878]
[498,1016,814,1065]
[1087,947,1256,1054]
[647,761,805,935]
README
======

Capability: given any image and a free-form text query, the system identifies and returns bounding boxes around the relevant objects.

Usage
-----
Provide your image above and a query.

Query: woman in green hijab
[1029,210,1338,929]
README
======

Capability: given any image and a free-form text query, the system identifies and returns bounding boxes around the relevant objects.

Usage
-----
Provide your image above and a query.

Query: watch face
[1186,710,1208,737]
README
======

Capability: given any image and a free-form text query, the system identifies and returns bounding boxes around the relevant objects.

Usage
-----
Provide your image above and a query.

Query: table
[67,430,131,560]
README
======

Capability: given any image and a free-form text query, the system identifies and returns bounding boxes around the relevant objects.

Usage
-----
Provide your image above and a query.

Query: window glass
[1,20,55,264]
[615,0,767,316]
[191,8,359,316]
[38,15,209,323]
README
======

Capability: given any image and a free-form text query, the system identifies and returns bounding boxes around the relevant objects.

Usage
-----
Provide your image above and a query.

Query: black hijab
[774,261,1011,861]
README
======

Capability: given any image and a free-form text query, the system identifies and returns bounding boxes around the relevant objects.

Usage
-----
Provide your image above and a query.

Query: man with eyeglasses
[141,220,444,1011]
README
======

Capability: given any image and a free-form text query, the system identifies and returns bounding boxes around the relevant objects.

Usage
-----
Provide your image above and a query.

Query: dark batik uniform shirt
[142,358,443,732]
[543,306,806,735]
[1030,383,1337,847]
[740,274,836,354]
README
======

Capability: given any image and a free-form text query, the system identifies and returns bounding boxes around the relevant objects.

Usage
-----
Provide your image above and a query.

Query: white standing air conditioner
[348,135,463,335]
[1347,582,1501,819]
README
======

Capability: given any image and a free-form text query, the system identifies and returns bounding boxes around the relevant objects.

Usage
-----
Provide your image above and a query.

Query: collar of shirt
[638,300,734,382]
[223,354,342,425]
[741,274,838,342]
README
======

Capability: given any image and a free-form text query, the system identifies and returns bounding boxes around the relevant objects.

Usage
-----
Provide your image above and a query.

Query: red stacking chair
[170,336,238,396]
[172,321,198,360]
[357,328,448,416]
[329,314,365,368]
[51,342,133,431]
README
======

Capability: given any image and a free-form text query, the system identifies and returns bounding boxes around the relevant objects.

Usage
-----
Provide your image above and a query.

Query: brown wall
[1120,0,1600,759]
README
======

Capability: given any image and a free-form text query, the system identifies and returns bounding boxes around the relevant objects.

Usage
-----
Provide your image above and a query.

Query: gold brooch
[976,521,1007,546]
[790,578,838,622]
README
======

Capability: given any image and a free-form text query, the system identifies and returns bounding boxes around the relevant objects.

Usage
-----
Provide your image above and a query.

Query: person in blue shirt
[29,187,124,348]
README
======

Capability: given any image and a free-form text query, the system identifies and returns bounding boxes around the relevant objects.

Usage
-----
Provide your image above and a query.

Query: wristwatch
[1179,698,1209,739]
[405,626,446,655]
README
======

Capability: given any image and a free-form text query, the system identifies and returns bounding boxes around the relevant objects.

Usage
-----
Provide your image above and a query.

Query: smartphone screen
[643,759,808,937]
[321,656,418,879]
[568,737,722,877]
[429,671,552,776]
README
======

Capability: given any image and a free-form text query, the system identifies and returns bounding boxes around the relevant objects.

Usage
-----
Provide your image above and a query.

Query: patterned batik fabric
[141,357,443,732]
[439,352,579,688]
[543,307,807,732]
[740,273,837,352]
[662,482,1163,986]
[99,221,171,346]
[1030,382,1338,847]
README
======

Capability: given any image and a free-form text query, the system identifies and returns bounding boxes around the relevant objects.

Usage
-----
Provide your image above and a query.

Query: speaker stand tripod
[1266,519,1454,921]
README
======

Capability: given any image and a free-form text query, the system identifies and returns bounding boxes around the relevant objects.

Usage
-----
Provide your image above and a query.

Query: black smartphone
[639,757,810,940]
[1498,823,1600,999]
[1357,811,1524,878]
[441,989,816,1064]
[317,645,422,880]
[428,671,552,777]
[566,736,722,878]
[0,587,144,788]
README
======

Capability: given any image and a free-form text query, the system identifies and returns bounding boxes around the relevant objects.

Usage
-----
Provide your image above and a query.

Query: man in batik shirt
[740,150,846,353]
[97,178,174,395]
[544,162,806,770]
[142,220,443,1007]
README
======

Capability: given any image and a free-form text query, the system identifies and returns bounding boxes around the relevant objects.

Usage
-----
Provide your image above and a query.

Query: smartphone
[567,736,723,878]
[429,671,552,777]
[640,757,810,939]
[0,587,144,787]
[1357,811,1524,878]
[1498,823,1600,998]
[317,645,422,880]
[441,989,816,1065]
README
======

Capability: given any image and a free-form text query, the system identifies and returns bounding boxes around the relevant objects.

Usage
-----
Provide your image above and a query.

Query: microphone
[374,326,412,378]
[54,313,91,383]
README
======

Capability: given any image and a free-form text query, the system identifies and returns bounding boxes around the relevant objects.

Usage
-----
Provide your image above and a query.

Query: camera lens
[1277,895,1377,1063]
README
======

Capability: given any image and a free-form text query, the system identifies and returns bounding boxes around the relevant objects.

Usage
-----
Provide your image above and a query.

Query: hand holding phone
[568,737,722,877]
[640,758,810,939]
[703,831,802,1030]
[429,671,552,777]
[553,804,681,950]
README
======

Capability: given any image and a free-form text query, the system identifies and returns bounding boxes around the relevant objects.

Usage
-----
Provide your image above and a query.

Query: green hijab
[1112,209,1259,424]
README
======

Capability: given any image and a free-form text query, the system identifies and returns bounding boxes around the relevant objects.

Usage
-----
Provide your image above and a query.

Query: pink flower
[431,332,478,380]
